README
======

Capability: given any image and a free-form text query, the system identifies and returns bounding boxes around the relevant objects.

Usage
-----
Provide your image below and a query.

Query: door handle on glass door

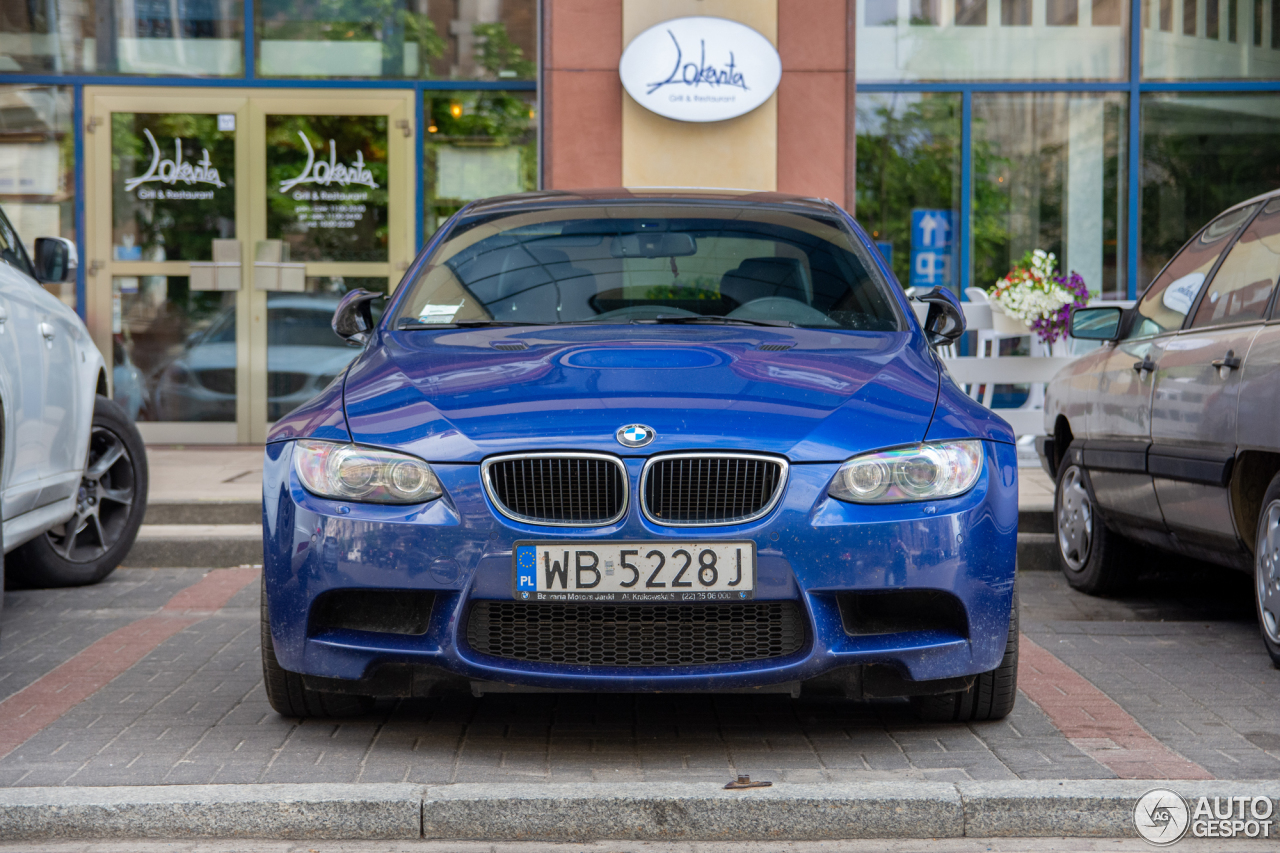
[1212,350,1241,379]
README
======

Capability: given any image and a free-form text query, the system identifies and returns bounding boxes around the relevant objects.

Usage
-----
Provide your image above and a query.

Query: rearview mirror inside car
[1069,306,1122,341]
[916,286,966,347]
[332,288,385,345]
[609,233,697,259]
[33,236,77,284]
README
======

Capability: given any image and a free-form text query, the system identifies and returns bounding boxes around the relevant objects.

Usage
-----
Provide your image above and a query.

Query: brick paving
[0,564,1277,787]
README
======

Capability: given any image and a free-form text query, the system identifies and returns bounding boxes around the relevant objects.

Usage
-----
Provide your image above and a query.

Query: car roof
[458,187,845,219]
[1223,186,1280,214]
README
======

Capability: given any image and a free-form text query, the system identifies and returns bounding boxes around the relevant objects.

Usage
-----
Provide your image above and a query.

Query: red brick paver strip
[0,566,259,762]
[1018,633,1214,780]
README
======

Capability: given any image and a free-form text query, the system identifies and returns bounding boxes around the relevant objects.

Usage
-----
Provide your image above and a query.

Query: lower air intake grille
[484,455,627,525]
[466,601,805,666]
[643,455,786,525]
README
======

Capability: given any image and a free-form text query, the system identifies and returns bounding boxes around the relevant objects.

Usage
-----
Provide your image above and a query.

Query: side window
[1128,203,1259,338]
[0,208,33,278]
[1190,198,1280,329]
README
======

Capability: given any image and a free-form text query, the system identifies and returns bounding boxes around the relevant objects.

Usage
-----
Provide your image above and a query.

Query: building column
[542,0,623,189]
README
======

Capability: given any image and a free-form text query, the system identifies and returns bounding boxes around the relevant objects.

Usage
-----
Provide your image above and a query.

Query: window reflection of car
[112,337,146,421]
[151,295,363,422]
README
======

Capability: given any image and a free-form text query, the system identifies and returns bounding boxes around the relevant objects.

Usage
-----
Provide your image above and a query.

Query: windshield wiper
[397,318,551,330]
[634,314,797,328]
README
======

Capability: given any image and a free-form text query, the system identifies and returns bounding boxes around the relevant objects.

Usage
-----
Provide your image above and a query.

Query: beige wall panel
[620,0,778,191]
[621,96,777,190]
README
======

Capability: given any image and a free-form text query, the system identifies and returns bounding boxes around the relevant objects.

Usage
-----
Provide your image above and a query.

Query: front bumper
[262,440,1019,693]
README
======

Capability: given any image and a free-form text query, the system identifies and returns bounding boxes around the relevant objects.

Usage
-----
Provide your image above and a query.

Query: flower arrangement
[988,250,1090,345]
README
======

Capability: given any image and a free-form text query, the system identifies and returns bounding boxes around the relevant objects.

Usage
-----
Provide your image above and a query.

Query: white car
[0,204,147,597]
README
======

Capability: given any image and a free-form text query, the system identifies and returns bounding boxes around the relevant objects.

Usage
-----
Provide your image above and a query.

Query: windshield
[393,205,901,331]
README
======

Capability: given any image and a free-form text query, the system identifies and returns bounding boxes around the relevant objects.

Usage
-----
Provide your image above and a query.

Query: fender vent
[757,343,795,352]
[491,341,528,351]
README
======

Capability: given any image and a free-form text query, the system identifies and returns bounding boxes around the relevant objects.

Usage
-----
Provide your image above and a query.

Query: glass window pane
[1130,204,1256,336]
[425,91,537,238]
[854,93,961,291]
[0,1,243,76]
[0,85,75,307]
[972,93,1128,299]
[1144,0,1280,77]
[856,0,1130,80]
[1190,199,1280,327]
[256,0,535,80]
[1140,94,1280,288]
[116,275,236,422]
[266,115,387,263]
[112,113,236,262]
[266,277,385,422]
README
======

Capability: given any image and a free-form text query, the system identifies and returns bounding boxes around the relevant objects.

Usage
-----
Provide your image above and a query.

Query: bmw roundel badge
[616,424,655,448]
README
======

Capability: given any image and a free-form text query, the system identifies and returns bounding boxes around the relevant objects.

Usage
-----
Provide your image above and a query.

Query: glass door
[86,89,250,443]
[248,92,415,442]
[86,88,415,443]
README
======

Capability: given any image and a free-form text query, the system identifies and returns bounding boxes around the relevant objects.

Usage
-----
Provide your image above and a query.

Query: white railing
[909,290,1132,436]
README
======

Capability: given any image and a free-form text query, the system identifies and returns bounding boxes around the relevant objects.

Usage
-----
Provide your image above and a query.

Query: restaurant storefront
[1,0,1278,441]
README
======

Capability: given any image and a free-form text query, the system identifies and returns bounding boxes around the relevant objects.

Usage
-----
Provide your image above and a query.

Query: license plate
[512,540,756,602]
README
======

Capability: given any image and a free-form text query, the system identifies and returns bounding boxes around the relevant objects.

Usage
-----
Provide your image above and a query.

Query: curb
[3,780,1278,841]
[144,501,260,526]
[0,783,420,840]
[421,782,959,841]
[123,525,262,569]
[1016,532,1056,571]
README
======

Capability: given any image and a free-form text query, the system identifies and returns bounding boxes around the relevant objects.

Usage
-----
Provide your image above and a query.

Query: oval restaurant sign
[619,16,782,123]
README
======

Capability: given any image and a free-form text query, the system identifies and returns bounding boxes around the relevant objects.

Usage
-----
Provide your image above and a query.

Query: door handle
[0,303,7,333]
[39,321,55,341]
[1211,350,1242,370]
[1132,355,1155,374]
[1212,349,1242,379]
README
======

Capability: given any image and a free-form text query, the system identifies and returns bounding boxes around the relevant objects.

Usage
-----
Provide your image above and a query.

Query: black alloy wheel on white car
[9,396,148,588]
[1252,474,1280,667]
[1054,461,1135,594]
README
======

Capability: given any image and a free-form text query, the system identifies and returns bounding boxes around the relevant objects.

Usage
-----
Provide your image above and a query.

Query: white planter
[990,306,1032,336]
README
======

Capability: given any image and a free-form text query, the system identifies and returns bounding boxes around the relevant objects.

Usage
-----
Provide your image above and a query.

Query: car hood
[340,326,941,464]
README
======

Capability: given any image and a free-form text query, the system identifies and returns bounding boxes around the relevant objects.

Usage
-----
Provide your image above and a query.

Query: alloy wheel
[43,426,137,563]
[1057,466,1093,572]
[1256,501,1280,645]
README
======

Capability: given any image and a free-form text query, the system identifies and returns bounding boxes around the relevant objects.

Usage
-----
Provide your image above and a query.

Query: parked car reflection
[151,294,369,422]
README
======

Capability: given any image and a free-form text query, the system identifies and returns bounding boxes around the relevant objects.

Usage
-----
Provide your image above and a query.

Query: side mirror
[916,286,966,347]
[33,237,77,283]
[1069,306,1123,341]
[332,288,384,345]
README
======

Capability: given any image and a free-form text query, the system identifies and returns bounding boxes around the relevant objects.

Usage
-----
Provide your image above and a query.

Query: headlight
[828,440,983,503]
[293,440,443,504]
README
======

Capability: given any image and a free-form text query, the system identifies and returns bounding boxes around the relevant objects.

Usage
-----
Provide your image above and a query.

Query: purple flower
[1030,272,1090,345]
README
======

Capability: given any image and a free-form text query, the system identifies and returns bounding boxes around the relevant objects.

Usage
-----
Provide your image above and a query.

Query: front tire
[912,585,1019,722]
[1055,462,1135,594]
[9,395,147,588]
[1252,477,1280,668]
[260,578,375,718]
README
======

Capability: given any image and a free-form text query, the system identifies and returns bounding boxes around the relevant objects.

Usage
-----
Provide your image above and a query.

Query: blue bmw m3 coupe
[260,189,1019,722]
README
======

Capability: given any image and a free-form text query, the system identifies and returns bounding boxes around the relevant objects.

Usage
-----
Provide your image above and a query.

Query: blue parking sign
[909,209,954,290]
